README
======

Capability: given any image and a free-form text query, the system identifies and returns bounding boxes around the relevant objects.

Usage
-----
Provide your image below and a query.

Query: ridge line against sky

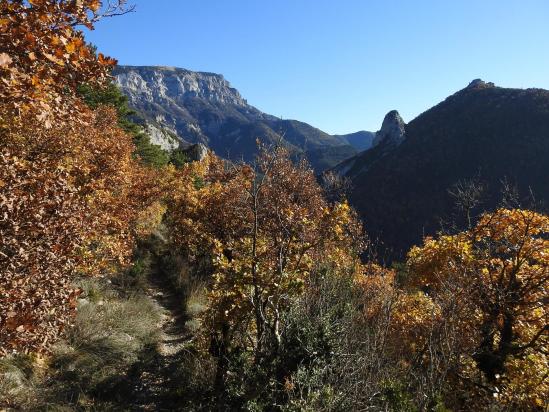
[86,0,549,134]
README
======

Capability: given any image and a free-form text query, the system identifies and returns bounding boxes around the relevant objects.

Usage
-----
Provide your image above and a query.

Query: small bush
[185,281,207,316]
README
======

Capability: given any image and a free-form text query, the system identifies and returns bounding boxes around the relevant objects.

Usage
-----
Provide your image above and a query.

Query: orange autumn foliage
[406,208,549,410]
[0,107,162,355]
[0,1,161,355]
[0,0,119,124]
[167,145,364,366]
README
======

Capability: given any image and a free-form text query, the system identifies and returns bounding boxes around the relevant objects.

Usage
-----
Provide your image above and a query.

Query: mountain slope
[338,80,549,259]
[335,131,375,151]
[114,65,371,171]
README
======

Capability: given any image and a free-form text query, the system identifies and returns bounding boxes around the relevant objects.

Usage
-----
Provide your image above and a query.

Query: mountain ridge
[114,65,374,171]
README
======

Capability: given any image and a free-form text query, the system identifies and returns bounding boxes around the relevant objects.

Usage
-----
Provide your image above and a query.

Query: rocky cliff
[113,65,373,171]
[331,110,406,177]
[116,65,248,107]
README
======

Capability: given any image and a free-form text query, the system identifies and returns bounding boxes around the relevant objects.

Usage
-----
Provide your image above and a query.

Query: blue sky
[86,0,549,134]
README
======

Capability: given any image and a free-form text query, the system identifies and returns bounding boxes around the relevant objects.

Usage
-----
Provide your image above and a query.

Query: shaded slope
[344,81,549,259]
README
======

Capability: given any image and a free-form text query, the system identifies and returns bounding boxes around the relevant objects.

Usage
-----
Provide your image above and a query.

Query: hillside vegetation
[0,2,547,411]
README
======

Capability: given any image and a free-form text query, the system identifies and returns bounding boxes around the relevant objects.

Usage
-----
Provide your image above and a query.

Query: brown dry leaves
[0,1,161,354]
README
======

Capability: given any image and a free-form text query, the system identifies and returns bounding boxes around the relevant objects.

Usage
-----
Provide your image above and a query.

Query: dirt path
[127,266,194,411]
[148,274,190,357]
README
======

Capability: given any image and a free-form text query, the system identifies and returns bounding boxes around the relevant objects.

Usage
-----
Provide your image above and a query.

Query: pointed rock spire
[372,110,406,147]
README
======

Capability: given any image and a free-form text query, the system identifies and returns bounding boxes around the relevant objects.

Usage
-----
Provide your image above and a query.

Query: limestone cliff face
[114,65,274,153]
[114,65,265,148]
[145,122,180,151]
[115,65,248,108]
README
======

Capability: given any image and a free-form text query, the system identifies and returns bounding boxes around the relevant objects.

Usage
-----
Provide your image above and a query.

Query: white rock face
[372,110,406,147]
[115,66,247,107]
[146,123,180,151]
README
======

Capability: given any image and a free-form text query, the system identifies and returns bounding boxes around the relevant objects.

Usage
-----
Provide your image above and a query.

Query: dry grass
[0,277,162,410]
[184,280,208,334]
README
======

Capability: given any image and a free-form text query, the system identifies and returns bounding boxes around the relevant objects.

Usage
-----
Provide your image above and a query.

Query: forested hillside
[0,2,547,411]
[337,80,549,260]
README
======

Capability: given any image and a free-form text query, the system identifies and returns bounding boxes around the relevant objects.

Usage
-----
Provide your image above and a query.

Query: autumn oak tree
[0,0,129,123]
[407,208,549,409]
[0,0,162,354]
[167,145,364,390]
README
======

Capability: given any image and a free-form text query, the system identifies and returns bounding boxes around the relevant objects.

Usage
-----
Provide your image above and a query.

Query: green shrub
[169,148,189,169]
[379,380,419,412]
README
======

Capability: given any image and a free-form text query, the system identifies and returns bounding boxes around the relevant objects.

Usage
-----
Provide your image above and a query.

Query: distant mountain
[334,131,376,151]
[114,65,372,171]
[335,79,549,260]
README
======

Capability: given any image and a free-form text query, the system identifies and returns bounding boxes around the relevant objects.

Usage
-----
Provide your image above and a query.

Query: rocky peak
[372,110,406,147]
[466,78,495,89]
[113,65,248,107]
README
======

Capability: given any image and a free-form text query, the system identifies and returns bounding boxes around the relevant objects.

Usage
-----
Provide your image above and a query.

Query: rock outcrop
[182,143,208,162]
[331,110,406,178]
[371,110,406,147]
[146,123,180,151]
[466,78,495,89]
